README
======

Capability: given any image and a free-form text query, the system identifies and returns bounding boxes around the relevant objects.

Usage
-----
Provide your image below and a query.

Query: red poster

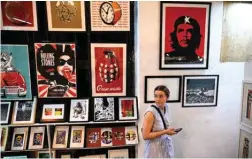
[91,43,126,96]
[112,127,125,146]
[86,128,101,148]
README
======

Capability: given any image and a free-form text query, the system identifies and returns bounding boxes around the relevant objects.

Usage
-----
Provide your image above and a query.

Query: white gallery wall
[137,1,245,157]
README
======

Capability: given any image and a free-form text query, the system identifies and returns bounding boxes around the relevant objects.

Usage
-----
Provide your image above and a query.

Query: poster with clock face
[91,43,126,96]
[90,1,130,31]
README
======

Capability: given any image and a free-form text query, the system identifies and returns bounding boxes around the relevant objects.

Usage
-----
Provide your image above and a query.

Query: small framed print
[108,149,129,159]
[1,1,38,31]
[182,75,219,107]
[101,128,112,147]
[0,102,11,124]
[70,126,85,148]
[238,129,252,158]
[94,97,115,121]
[28,127,45,150]
[125,126,138,145]
[12,98,37,124]
[70,99,89,122]
[112,127,125,146]
[241,81,252,128]
[79,154,106,159]
[41,104,65,122]
[37,151,55,159]
[119,97,138,120]
[53,126,69,149]
[0,126,9,151]
[11,127,29,151]
[86,128,101,148]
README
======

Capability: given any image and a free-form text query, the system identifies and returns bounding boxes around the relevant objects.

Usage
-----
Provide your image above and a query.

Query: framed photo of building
[94,97,115,121]
[41,104,65,122]
[125,126,138,145]
[0,102,11,124]
[119,97,138,120]
[46,1,86,31]
[28,127,45,150]
[53,126,69,149]
[69,99,89,122]
[11,127,29,151]
[145,76,182,103]
[12,98,37,124]
[108,149,129,158]
[70,126,85,148]
[159,2,211,69]
[1,1,38,31]
[182,75,219,107]
[0,126,9,151]
[238,129,252,158]
[241,81,252,128]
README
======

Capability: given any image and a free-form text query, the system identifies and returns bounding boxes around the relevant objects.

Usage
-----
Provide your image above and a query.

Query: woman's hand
[164,128,177,136]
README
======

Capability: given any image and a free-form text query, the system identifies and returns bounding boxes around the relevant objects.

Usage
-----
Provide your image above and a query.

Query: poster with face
[94,97,114,121]
[28,127,45,150]
[91,43,126,96]
[86,128,101,148]
[1,1,37,31]
[160,2,211,69]
[1,45,32,100]
[35,43,77,98]
[101,128,112,147]
[11,127,29,151]
[112,127,125,146]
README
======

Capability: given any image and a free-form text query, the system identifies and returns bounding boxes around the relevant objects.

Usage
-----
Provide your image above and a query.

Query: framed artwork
[37,151,55,158]
[241,81,252,128]
[53,126,69,149]
[238,129,252,158]
[79,154,106,159]
[46,1,86,31]
[34,43,77,98]
[144,76,182,103]
[125,126,138,145]
[101,128,112,147]
[91,43,126,97]
[119,97,138,120]
[108,149,129,159]
[86,128,101,148]
[182,75,219,107]
[0,102,11,124]
[70,126,85,148]
[159,2,211,69]
[94,97,115,121]
[90,1,130,31]
[61,154,71,159]
[69,99,89,122]
[12,98,37,124]
[28,127,45,150]
[0,126,9,151]
[41,104,65,122]
[1,45,32,100]
[11,127,29,151]
[1,1,38,31]
[112,127,125,146]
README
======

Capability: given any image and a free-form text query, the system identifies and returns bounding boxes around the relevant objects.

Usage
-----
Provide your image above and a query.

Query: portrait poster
[238,129,252,158]
[108,149,129,159]
[11,127,29,151]
[125,126,138,145]
[183,75,219,107]
[34,43,77,98]
[53,126,69,149]
[101,128,112,147]
[69,99,89,122]
[86,128,101,148]
[112,127,125,146]
[94,97,115,121]
[28,127,45,150]
[0,102,11,124]
[41,104,65,122]
[70,126,85,148]
[241,81,252,128]
[119,97,138,120]
[1,45,32,100]
[0,127,8,151]
[46,1,86,31]
[160,2,211,69]
[1,1,38,31]
[91,43,126,96]
[90,1,130,31]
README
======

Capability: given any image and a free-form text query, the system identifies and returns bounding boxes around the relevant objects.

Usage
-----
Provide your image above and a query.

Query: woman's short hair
[154,85,170,98]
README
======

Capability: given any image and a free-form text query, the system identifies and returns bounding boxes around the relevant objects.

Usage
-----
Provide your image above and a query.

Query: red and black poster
[35,43,77,98]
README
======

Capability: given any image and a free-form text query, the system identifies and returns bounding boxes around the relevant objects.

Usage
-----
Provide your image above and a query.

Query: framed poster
[11,127,29,151]
[108,149,129,159]
[118,97,138,120]
[12,98,37,125]
[0,127,9,151]
[182,75,219,107]
[241,81,252,128]
[41,104,65,122]
[90,1,130,31]
[101,128,112,147]
[159,2,211,69]
[94,97,115,121]
[34,43,77,98]
[125,126,138,145]
[1,45,32,100]
[0,102,11,124]
[69,99,89,122]
[144,76,182,103]
[37,151,55,159]
[91,43,126,96]
[86,128,101,148]
[112,127,125,146]
[46,1,86,31]
[238,129,252,158]
[1,1,38,31]
[28,127,45,150]
[70,126,85,148]
[53,126,69,149]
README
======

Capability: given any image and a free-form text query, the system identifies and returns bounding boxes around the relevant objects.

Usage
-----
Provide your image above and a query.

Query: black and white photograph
[0,102,11,124]
[94,97,115,121]
[183,75,219,107]
[12,98,37,124]
[70,99,89,122]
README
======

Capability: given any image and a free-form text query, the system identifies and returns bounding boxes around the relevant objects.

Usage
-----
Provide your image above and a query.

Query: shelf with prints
[1,148,49,153]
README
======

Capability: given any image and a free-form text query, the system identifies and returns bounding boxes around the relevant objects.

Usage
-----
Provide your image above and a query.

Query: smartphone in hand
[174,128,182,133]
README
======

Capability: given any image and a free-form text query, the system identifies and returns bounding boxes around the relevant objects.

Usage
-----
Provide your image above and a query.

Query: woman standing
[142,85,177,158]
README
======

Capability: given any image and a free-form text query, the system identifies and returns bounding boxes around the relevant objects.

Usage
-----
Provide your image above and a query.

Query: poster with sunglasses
[34,43,77,98]
[91,43,126,96]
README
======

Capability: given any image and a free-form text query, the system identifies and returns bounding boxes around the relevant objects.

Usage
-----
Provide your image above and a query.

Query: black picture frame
[144,76,182,103]
[118,96,139,121]
[182,75,219,107]
[159,1,211,70]
[93,97,115,122]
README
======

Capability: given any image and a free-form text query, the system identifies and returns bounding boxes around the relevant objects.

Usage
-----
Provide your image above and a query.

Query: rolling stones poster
[1,45,32,100]
[35,43,77,98]
[160,2,211,69]
[1,1,38,31]
[90,1,130,31]
[91,43,126,96]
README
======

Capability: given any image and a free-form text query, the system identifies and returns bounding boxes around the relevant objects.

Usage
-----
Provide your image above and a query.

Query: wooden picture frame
[53,126,69,149]
[108,149,129,158]
[11,127,29,151]
[159,2,211,69]
[70,126,85,148]
[0,102,11,124]
[241,80,252,128]
[41,104,65,122]
[28,126,45,150]
[118,97,138,120]
[94,97,115,122]
[69,99,89,122]
[125,126,138,145]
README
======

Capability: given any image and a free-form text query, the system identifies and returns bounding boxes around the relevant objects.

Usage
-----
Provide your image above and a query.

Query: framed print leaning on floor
[241,81,252,128]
